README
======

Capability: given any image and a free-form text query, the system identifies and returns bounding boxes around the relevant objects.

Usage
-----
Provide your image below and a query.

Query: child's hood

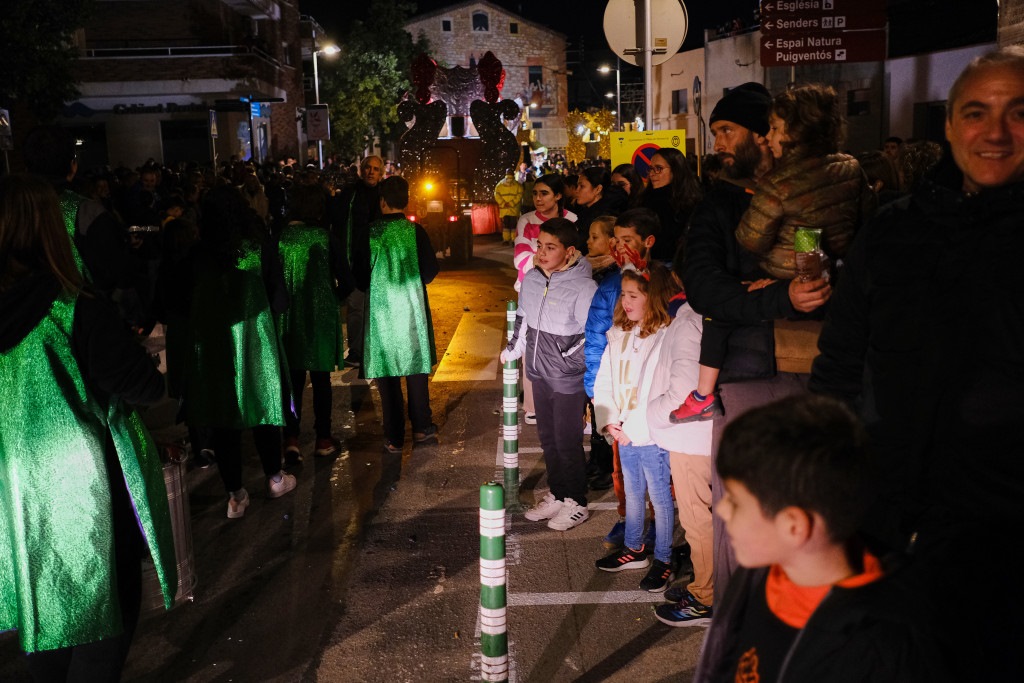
[548,249,592,282]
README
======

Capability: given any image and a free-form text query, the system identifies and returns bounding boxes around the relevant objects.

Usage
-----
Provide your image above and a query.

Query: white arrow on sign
[765,40,774,49]
[764,2,774,10]
[764,21,774,29]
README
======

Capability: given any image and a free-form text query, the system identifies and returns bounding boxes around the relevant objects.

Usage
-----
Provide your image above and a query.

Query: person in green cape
[0,174,177,677]
[165,186,296,518]
[353,176,440,452]
[277,184,353,463]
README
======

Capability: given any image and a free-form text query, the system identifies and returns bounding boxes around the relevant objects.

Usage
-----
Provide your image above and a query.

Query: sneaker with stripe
[640,559,674,592]
[524,492,562,521]
[654,589,713,627]
[547,498,589,531]
[595,544,650,572]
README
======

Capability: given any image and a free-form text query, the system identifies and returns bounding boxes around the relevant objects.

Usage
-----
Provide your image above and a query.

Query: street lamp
[598,61,622,132]
[312,44,340,168]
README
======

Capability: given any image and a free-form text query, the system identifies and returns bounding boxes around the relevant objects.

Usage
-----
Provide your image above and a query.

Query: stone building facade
[62,0,305,170]
[404,1,569,151]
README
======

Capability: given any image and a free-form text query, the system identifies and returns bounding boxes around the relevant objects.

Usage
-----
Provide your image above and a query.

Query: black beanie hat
[709,82,771,137]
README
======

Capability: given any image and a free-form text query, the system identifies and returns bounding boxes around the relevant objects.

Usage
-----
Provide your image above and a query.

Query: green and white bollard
[479,483,508,682]
[503,300,524,513]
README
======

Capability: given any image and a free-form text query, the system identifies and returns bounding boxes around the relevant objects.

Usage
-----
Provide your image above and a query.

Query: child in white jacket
[593,261,677,592]
[647,255,715,627]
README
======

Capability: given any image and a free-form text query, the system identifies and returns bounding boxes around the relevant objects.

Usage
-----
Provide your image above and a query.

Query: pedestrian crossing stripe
[433,312,505,382]
[508,591,669,606]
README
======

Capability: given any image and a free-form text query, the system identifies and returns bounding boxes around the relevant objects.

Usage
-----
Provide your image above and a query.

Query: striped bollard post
[479,483,508,682]
[502,300,524,512]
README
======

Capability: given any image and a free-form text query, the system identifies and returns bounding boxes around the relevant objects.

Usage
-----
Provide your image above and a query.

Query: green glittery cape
[277,223,344,371]
[59,190,89,277]
[0,293,177,653]
[364,216,436,378]
[184,240,286,428]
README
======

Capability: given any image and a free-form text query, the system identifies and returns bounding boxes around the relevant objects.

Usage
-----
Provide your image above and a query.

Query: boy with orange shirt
[685,394,950,683]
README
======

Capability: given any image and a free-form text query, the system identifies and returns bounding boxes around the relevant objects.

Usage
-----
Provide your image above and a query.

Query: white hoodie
[646,303,714,455]
[593,324,667,447]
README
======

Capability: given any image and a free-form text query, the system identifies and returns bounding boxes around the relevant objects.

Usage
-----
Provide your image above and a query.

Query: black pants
[587,399,614,474]
[212,425,282,492]
[285,370,332,440]
[347,290,365,358]
[26,441,144,682]
[533,377,588,506]
[187,424,213,453]
[698,318,734,370]
[376,373,432,447]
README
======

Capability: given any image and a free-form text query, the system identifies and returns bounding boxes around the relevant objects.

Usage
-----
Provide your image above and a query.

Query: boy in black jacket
[689,394,950,683]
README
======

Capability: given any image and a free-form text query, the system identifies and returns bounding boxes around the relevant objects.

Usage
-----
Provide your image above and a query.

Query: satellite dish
[604,0,688,67]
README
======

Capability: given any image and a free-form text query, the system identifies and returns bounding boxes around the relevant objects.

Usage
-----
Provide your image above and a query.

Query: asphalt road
[0,236,704,682]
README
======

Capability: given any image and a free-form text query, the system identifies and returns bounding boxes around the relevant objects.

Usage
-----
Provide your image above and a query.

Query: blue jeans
[619,443,673,563]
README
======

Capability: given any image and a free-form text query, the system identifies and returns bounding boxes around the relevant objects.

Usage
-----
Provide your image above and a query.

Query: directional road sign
[759,0,887,67]
[761,29,886,66]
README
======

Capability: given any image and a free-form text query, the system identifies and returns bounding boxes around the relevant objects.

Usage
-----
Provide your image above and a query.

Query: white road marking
[433,313,505,382]
[508,591,668,606]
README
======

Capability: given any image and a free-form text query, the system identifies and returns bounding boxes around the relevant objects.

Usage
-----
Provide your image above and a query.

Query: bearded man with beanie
[665,83,833,620]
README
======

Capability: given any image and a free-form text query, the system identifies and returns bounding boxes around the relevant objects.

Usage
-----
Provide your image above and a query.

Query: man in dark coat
[674,83,832,618]
[327,155,383,366]
[809,47,1024,679]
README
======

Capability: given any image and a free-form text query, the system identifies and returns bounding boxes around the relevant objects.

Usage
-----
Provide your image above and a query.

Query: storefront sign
[112,102,209,114]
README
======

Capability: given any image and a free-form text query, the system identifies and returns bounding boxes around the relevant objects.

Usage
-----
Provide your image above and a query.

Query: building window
[510,22,519,34]
[528,65,545,107]
[671,89,688,115]
[847,88,870,117]
[472,11,489,32]
[441,19,452,32]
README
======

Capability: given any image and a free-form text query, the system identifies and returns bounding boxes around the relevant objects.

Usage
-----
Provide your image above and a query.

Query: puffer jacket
[735,153,872,279]
[507,253,596,394]
[583,268,620,398]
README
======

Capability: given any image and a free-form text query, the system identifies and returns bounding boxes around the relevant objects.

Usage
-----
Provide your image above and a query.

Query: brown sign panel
[760,28,887,67]
[761,12,886,33]
[760,0,885,18]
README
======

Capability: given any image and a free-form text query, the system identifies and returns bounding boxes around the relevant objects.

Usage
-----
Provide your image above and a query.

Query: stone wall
[405,2,567,147]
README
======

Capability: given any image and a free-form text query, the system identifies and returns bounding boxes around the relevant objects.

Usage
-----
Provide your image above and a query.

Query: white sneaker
[267,471,297,499]
[524,412,537,425]
[524,492,562,521]
[547,498,589,531]
[227,488,250,519]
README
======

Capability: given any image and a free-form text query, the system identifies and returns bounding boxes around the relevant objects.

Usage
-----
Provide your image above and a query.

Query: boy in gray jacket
[502,218,597,531]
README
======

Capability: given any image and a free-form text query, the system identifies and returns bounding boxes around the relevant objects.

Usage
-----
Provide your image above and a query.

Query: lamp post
[312,44,340,169]
[598,59,622,132]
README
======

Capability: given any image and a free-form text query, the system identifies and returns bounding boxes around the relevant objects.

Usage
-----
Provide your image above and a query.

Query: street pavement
[0,236,705,682]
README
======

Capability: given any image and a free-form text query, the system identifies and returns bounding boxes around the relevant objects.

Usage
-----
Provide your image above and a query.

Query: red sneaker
[669,391,721,424]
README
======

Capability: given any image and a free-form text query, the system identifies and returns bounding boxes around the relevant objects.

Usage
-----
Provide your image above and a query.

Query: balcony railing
[82,44,282,69]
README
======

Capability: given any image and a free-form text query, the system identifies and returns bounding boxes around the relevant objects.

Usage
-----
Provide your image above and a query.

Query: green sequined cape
[184,240,285,428]
[364,216,436,378]
[59,190,89,277]
[0,293,177,653]
[277,223,343,372]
